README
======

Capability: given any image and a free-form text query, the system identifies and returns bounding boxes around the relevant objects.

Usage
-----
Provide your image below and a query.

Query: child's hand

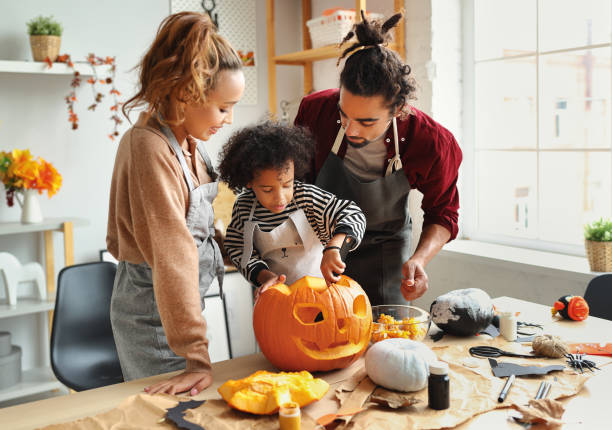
[255,271,287,302]
[321,248,345,285]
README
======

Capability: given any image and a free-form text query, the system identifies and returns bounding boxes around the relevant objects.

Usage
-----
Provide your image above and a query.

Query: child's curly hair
[218,122,313,192]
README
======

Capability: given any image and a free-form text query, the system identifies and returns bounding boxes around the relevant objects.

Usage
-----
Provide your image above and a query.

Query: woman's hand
[401,258,429,301]
[321,248,345,285]
[144,369,212,396]
[255,270,286,301]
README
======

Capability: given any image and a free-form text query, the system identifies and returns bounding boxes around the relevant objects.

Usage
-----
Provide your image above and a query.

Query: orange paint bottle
[279,402,301,430]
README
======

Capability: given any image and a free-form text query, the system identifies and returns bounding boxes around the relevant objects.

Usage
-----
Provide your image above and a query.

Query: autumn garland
[45,53,123,140]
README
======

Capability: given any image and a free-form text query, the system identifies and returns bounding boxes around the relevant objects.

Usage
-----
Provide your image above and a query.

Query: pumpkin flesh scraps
[253,275,373,371]
[218,370,329,415]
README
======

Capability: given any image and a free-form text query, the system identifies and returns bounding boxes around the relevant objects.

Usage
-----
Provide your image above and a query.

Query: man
[295,12,462,305]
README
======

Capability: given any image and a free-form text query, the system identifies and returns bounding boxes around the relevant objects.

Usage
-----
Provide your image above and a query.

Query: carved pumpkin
[218,370,329,415]
[253,275,372,371]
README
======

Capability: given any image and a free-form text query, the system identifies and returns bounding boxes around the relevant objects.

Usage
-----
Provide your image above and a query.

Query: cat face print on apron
[315,118,412,306]
[110,122,224,381]
[240,200,324,285]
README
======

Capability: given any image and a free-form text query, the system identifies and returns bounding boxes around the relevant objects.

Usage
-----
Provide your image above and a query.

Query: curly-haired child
[218,122,366,292]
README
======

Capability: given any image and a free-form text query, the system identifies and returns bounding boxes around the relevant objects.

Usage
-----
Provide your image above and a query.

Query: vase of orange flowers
[0,149,62,224]
[20,189,43,223]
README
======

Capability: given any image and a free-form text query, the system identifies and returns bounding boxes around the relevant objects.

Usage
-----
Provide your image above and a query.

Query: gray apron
[110,123,224,381]
[240,200,324,284]
[315,118,411,305]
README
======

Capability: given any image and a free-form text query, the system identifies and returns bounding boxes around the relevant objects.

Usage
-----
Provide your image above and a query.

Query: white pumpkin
[365,338,438,392]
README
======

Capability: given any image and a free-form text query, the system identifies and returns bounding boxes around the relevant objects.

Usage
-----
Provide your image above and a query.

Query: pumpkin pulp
[218,370,329,415]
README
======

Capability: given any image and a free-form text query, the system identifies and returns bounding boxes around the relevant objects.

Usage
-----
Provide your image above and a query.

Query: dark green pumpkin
[430,288,494,336]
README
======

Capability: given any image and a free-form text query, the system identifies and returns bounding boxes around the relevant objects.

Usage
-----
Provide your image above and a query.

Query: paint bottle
[428,361,450,410]
[499,311,517,341]
[279,402,301,430]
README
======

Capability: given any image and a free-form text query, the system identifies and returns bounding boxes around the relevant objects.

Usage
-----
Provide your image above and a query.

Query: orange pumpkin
[253,275,372,371]
[218,370,329,415]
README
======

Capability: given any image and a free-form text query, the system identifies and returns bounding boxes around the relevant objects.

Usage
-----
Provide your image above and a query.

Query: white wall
[0,0,272,282]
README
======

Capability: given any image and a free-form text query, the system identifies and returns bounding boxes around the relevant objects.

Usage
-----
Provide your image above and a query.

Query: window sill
[440,239,599,281]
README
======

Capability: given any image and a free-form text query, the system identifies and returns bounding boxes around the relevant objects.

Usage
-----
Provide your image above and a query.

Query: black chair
[584,273,612,321]
[50,262,124,391]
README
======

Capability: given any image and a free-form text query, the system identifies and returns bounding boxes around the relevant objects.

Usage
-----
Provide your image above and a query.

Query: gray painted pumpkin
[430,288,494,336]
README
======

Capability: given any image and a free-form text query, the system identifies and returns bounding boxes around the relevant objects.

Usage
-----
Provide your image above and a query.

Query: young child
[218,122,366,291]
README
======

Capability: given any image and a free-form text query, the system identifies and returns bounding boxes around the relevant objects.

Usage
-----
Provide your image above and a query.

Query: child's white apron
[240,200,324,284]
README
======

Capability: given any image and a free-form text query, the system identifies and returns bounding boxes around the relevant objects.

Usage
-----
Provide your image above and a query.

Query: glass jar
[499,311,517,341]
[279,402,301,430]
[428,361,450,410]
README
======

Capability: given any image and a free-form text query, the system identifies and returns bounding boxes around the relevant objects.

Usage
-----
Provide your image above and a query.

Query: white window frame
[461,0,612,257]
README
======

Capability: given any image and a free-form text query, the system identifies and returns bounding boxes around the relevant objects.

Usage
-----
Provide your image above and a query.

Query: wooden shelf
[0,217,88,236]
[0,367,63,403]
[0,298,55,320]
[273,43,399,65]
[0,60,111,76]
[266,0,405,116]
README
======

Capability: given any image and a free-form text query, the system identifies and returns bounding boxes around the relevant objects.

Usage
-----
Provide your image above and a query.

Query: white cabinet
[0,219,86,406]
[0,300,63,404]
[203,268,256,363]
[223,270,257,358]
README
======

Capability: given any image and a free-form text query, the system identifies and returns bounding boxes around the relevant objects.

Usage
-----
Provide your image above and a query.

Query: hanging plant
[45,53,122,140]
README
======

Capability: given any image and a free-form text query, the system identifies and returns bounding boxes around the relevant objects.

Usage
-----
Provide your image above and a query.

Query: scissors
[469,346,538,359]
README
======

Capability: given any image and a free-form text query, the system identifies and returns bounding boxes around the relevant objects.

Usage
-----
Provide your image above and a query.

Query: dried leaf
[369,387,421,409]
[512,398,565,427]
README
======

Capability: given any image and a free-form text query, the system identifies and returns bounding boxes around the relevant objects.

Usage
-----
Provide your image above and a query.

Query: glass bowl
[371,305,432,343]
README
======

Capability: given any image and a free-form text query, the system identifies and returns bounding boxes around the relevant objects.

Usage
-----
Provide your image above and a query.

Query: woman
[106,11,244,395]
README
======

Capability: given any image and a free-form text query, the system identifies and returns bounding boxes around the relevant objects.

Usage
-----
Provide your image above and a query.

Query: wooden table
[0,296,610,429]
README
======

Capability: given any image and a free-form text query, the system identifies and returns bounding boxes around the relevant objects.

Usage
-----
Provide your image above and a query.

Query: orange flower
[37,159,62,197]
[0,149,62,205]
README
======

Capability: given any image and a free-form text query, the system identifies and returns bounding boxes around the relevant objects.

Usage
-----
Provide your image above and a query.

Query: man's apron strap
[385,117,403,177]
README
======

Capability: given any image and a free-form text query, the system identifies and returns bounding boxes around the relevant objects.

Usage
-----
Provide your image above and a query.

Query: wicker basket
[29,35,61,62]
[306,10,384,49]
[585,239,612,272]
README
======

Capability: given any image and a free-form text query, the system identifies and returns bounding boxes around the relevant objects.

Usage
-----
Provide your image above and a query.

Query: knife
[332,234,356,277]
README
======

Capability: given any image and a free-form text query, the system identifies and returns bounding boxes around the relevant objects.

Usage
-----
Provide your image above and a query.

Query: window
[463,0,612,255]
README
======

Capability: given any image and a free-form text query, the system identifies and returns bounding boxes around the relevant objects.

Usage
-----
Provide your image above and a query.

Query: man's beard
[345,124,391,149]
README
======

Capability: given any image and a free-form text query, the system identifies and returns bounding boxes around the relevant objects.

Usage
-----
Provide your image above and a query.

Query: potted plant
[27,15,63,62]
[584,218,612,272]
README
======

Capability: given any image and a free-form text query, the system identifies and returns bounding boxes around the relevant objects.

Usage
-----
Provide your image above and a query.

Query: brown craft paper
[327,337,611,430]
[39,393,319,430]
[39,337,612,430]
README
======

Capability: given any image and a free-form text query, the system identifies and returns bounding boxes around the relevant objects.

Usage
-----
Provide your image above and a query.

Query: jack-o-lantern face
[253,275,372,371]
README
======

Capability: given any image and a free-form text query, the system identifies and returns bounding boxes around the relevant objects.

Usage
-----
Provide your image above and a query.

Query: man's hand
[401,258,429,301]
[144,369,212,396]
[255,270,286,301]
[321,248,345,285]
